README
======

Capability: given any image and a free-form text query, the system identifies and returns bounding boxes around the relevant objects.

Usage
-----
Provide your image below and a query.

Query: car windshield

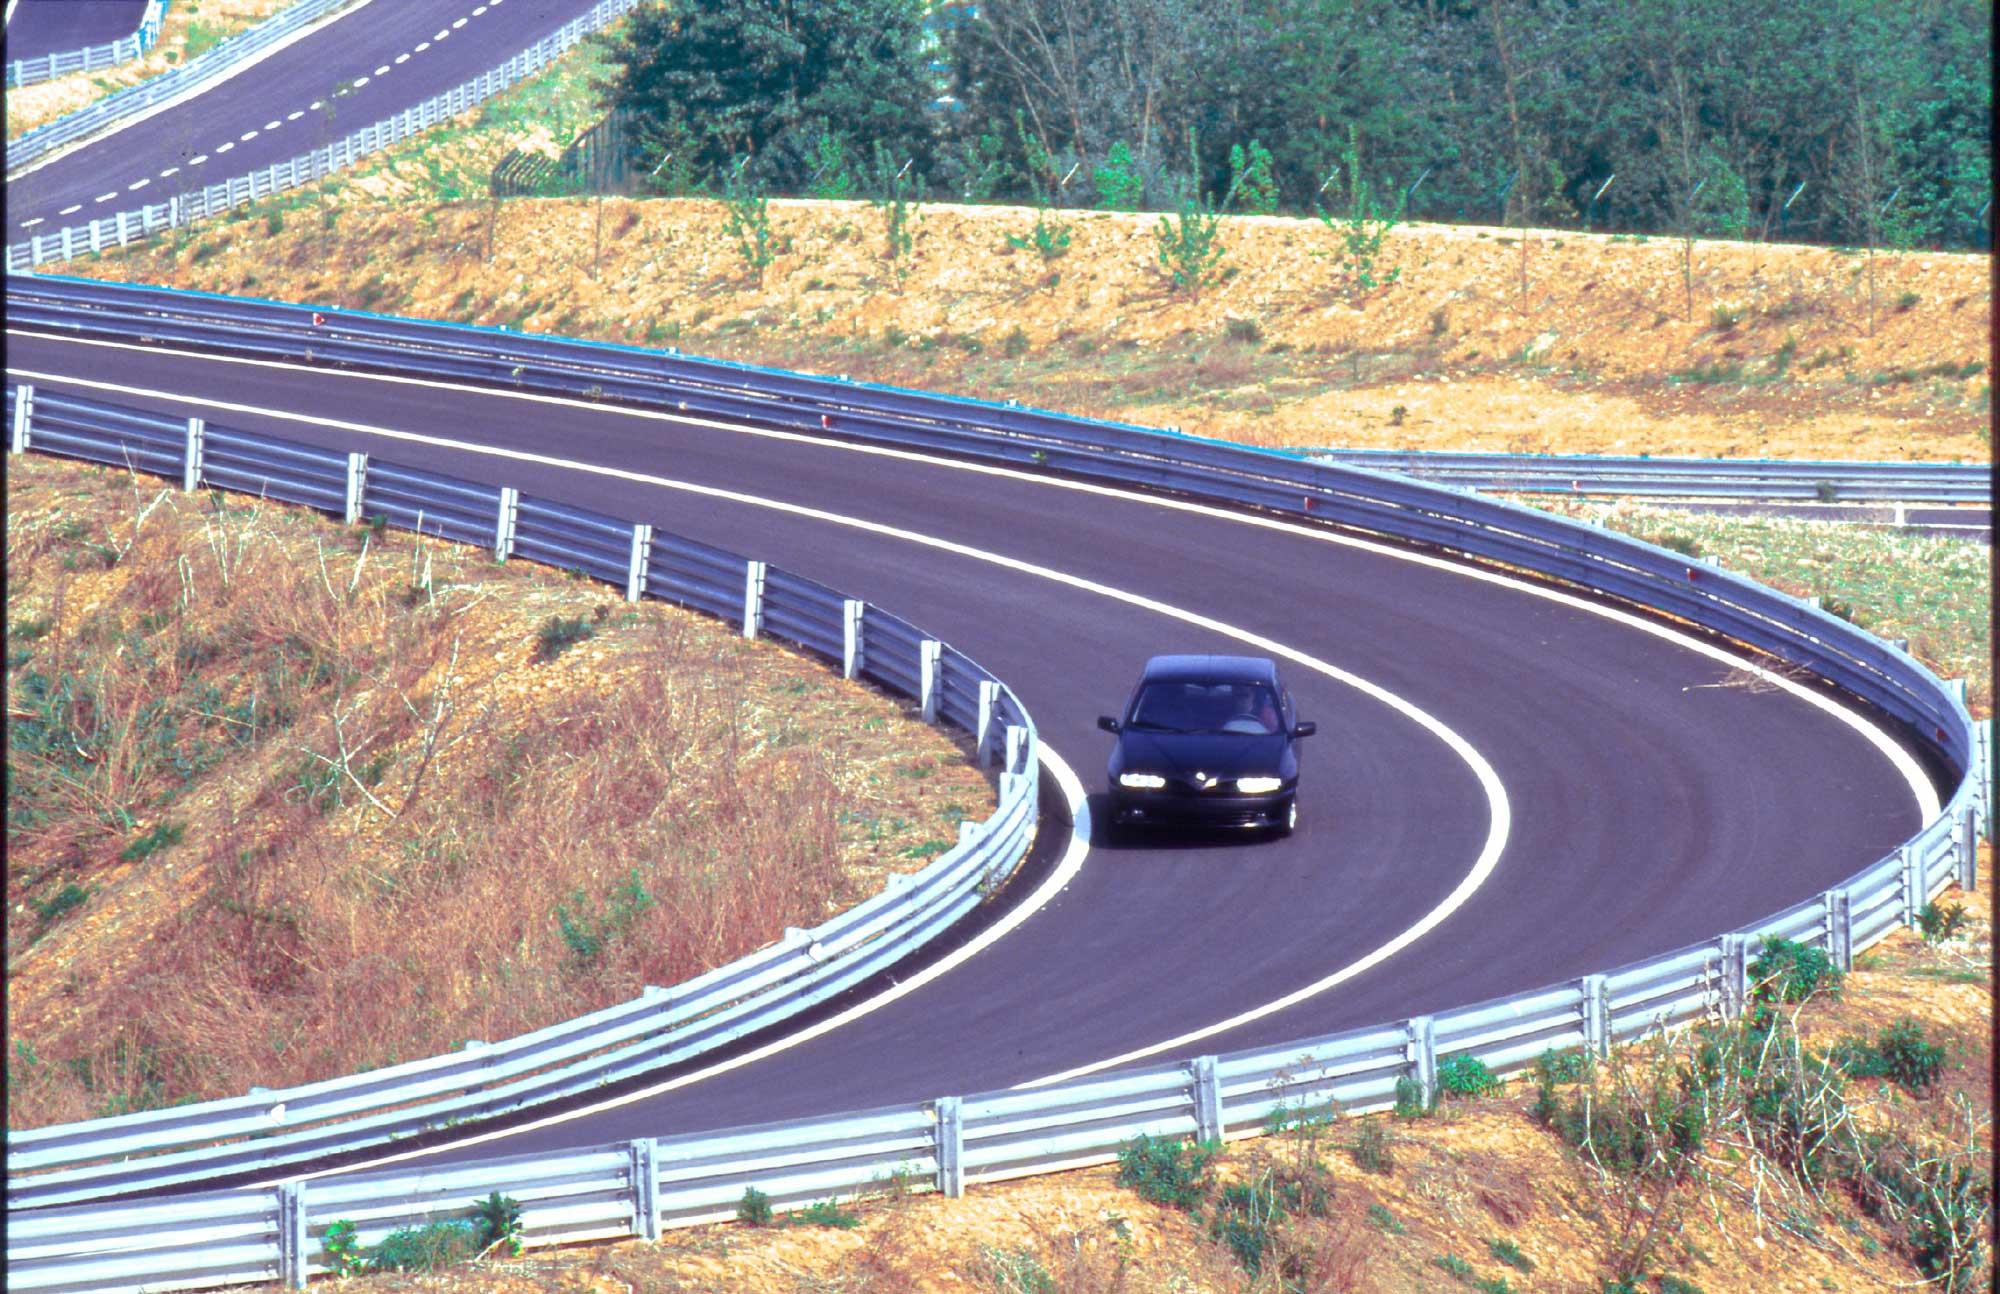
[1127,680,1281,735]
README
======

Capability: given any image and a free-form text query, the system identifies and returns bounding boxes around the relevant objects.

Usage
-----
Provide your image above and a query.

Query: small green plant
[28,882,92,925]
[1093,141,1145,210]
[1317,129,1406,295]
[1438,1054,1500,1100]
[1814,479,1840,502]
[1007,207,1073,262]
[534,614,594,662]
[1918,900,1967,941]
[1367,1202,1404,1234]
[320,1220,366,1276]
[1657,1276,1703,1294]
[470,1191,523,1255]
[120,821,185,862]
[793,1197,862,1229]
[367,1219,482,1272]
[869,143,924,272]
[1830,1018,1947,1093]
[1002,325,1031,358]
[1749,936,1843,1018]
[1114,1133,1215,1209]
[1487,1237,1534,1271]
[553,870,655,969]
[1390,404,1407,425]
[265,208,285,237]
[969,1244,1056,1294]
[1896,291,1921,310]
[1434,1253,1476,1281]
[1224,317,1263,344]
[1393,1075,1430,1119]
[805,130,856,201]
[1708,304,1743,329]
[720,158,777,287]
[1350,1118,1394,1174]
[736,1185,774,1226]
[1227,139,1279,215]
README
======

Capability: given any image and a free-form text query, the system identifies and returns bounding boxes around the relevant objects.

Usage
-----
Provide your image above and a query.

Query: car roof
[1138,654,1280,685]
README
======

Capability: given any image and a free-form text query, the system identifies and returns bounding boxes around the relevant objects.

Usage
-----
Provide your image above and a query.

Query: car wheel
[1275,798,1298,837]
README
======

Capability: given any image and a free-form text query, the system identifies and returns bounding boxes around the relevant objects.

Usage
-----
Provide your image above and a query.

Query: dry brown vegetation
[5,453,995,1128]
[68,193,1992,467]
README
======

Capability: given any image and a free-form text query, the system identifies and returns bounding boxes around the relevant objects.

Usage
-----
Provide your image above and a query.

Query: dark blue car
[1098,654,1315,836]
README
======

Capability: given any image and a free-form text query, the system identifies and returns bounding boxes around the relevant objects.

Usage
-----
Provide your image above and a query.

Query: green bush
[120,821,185,862]
[1393,1075,1430,1119]
[534,615,594,662]
[793,1198,861,1229]
[1437,1054,1501,1099]
[1830,1019,1947,1094]
[1350,1119,1394,1174]
[1092,141,1144,210]
[1487,1237,1533,1271]
[1749,937,1843,1024]
[319,1220,365,1275]
[470,1190,523,1255]
[1114,1133,1214,1210]
[736,1185,773,1226]
[367,1219,482,1272]
[969,1244,1056,1294]
[27,883,92,926]
[1918,900,1968,941]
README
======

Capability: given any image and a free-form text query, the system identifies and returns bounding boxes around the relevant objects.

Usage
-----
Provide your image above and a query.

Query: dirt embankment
[71,193,1992,465]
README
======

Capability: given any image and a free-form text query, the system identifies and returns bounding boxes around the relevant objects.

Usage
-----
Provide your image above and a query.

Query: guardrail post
[182,417,205,491]
[1959,802,1979,889]
[1004,724,1026,775]
[343,453,367,524]
[493,486,519,560]
[934,1096,964,1198]
[1579,974,1609,1058]
[1823,889,1853,971]
[10,384,31,454]
[976,680,1000,769]
[742,560,767,639]
[279,1180,307,1289]
[842,600,865,679]
[1717,933,1750,1020]
[625,524,652,602]
[1189,1054,1224,1144]
[630,1138,659,1241]
[920,640,942,723]
[1405,1016,1436,1109]
[1899,844,1925,923]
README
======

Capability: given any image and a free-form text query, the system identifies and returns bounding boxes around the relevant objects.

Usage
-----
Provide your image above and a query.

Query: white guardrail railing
[4,275,1990,1294]
[5,0,168,90]
[1303,447,1991,505]
[4,0,641,258]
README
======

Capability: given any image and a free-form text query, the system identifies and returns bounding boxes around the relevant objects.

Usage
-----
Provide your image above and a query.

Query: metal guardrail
[5,0,168,90]
[1301,447,1991,505]
[4,277,1989,1293]
[3,380,1042,1212]
[6,0,349,174]
[5,0,642,265]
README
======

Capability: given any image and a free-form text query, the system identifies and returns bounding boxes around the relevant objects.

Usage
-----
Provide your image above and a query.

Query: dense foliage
[596,0,1989,248]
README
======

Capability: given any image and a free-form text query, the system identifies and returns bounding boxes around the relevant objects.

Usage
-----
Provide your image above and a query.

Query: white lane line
[350,75,369,87]
[374,64,389,76]
[93,192,117,202]
[239,130,258,141]
[394,53,409,64]
[473,4,487,13]
[453,16,468,26]
[58,204,81,215]
[8,347,1938,1087]
[21,217,43,227]
[128,179,150,190]
[265,119,281,130]
[279,746,1095,1177]
[288,110,304,121]
[433,28,448,39]
[189,154,208,165]
[159,166,179,178]
[309,100,324,111]
[414,40,429,50]
[215,142,234,153]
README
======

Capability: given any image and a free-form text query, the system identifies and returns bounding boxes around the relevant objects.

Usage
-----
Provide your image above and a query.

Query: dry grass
[5,454,995,1128]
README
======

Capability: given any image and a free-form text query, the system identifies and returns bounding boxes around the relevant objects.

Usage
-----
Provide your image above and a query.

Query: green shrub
[721,159,777,287]
[1156,195,1227,297]
[120,821,185,862]
[1918,900,1968,941]
[28,883,91,925]
[736,1185,773,1226]
[1830,1019,1947,1094]
[1393,1075,1430,1119]
[793,1198,861,1228]
[534,614,594,662]
[1224,317,1263,344]
[470,1191,522,1255]
[1367,1202,1405,1234]
[1114,1133,1214,1210]
[1350,1119,1394,1174]
[969,1244,1056,1294]
[1487,1237,1533,1271]
[1437,1054,1500,1099]
[1092,141,1144,210]
[1006,207,1072,262]
[367,1219,481,1272]
[319,1219,365,1275]
[1749,937,1843,1022]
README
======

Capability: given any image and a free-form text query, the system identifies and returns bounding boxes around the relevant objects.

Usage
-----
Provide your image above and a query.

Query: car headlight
[1118,772,1167,789]
[1236,776,1284,794]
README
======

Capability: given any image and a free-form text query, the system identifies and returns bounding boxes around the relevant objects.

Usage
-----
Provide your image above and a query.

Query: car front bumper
[1108,790,1295,830]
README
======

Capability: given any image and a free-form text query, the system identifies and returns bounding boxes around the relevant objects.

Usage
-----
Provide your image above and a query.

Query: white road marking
[128,179,150,190]
[7,344,1938,1102]
[288,110,304,121]
[394,53,409,64]
[93,192,117,202]
[189,154,208,165]
[309,100,324,111]
[239,130,258,141]
[434,28,448,39]
[453,16,468,26]
[350,76,368,87]
[473,4,487,12]
[374,64,389,76]
[159,166,179,178]
[265,120,281,130]
[58,204,81,215]
[21,217,43,227]
[415,40,429,50]
[215,142,234,153]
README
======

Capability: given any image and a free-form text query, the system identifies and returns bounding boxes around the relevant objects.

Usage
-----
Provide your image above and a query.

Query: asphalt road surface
[5,0,149,63]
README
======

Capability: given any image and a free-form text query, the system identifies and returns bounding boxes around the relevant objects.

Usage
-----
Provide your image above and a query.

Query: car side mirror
[1097,715,1121,733]
[1292,720,1317,738]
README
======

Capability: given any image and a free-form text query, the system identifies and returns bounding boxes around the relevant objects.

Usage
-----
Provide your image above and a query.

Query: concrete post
[279,1181,308,1289]
[493,486,519,560]
[842,600,865,679]
[920,640,942,724]
[625,524,652,603]
[183,417,205,492]
[742,560,767,639]
[1824,890,1853,971]
[1717,933,1750,1021]
[1958,803,1979,891]
[630,1139,659,1241]
[11,383,31,454]
[976,680,1000,769]
[1900,844,1925,924]
[343,453,367,525]
[1189,1054,1224,1144]
[934,1097,964,1198]
[1004,724,1026,775]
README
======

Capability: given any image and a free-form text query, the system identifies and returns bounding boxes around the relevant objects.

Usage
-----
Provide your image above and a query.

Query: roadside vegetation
[4,453,994,1128]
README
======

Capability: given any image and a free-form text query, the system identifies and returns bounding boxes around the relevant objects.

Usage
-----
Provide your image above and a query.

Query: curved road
[6,331,1937,1178]
[6,0,149,63]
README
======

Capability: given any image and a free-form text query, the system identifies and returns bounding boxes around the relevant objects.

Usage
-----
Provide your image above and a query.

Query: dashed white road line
[189,154,208,165]
[21,217,43,227]
[93,191,117,202]
[127,179,149,190]
[373,64,388,75]
[287,110,304,121]
[159,166,179,178]
[58,204,80,215]
[239,130,258,141]
[394,53,408,64]
[215,142,234,153]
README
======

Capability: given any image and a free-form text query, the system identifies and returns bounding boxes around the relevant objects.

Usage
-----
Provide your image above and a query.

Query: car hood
[1114,729,1290,780]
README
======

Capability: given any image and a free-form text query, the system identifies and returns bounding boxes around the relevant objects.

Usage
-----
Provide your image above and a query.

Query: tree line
[594,0,1991,250]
